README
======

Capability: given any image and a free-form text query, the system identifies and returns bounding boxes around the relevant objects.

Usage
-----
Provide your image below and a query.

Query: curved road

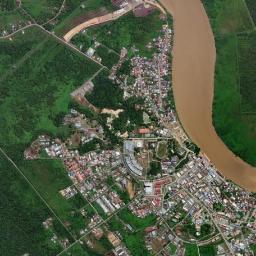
[160,0,256,191]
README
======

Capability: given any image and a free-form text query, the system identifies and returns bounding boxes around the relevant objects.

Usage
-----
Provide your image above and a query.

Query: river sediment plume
[160,0,256,191]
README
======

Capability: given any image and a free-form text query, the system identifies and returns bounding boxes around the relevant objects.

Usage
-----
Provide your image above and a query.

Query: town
[23,4,256,253]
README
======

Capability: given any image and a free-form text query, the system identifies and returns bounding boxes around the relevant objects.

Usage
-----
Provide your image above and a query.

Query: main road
[160,0,256,191]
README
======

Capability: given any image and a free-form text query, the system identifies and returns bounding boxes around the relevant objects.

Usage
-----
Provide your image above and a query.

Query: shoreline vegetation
[202,0,256,167]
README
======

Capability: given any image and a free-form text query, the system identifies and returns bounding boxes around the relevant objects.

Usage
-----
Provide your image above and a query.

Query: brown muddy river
[160,0,256,191]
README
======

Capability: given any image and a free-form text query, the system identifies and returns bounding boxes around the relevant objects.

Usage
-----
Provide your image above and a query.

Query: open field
[0,151,73,256]
[238,31,256,113]
[21,159,91,237]
[156,141,168,159]
[86,10,165,57]
[82,231,113,255]
[202,0,254,35]
[185,243,199,256]
[213,36,256,165]
[199,244,217,256]
[108,210,155,256]
[202,0,256,166]
[21,0,63,23]
[118,207,157,230]
[62,242,102,256]
[61,243,87,256]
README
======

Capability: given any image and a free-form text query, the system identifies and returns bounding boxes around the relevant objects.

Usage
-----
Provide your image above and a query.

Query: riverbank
[159,0,256,191]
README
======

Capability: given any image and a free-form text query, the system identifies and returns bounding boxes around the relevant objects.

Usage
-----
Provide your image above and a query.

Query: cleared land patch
[52,0,114,36]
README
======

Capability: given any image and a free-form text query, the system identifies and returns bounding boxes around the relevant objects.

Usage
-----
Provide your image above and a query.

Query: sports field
[203,0,256,165]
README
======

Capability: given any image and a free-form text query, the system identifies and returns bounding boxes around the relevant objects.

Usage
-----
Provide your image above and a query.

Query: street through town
[160,0,256,191]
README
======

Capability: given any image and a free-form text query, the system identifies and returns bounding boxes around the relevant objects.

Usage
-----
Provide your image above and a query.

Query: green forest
[0,0,16,11]
[202,0,256,165]
[0,26,100,253]
[0,152,72,256]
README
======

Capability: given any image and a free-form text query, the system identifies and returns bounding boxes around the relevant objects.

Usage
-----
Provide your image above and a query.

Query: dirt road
[160,0,256,191]
[63,0,165,42]
[64,3,138,42]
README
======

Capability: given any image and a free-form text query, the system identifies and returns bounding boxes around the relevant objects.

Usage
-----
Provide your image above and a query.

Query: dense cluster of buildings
[118,24,175,125]
[22,7,256,255]
[123,140,144,176]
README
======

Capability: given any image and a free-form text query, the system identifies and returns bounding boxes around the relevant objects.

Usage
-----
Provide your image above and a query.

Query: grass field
[21,159,90,237]
[62,242,87,256]
[21,0,63,23]
[0,151,73,256]
[118,207,157,231]
[185,243,199,256]
[0,26,100,252]
[202,0,256,166]
[238,31,256,113]
[168,243,177,254]
[156,141,168,159]
[212,35,256,165]
[82,232,113,255]
[62,241,105,256]
[108,211,153,256]
[202,0,254,35]
[199,244,217,256]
